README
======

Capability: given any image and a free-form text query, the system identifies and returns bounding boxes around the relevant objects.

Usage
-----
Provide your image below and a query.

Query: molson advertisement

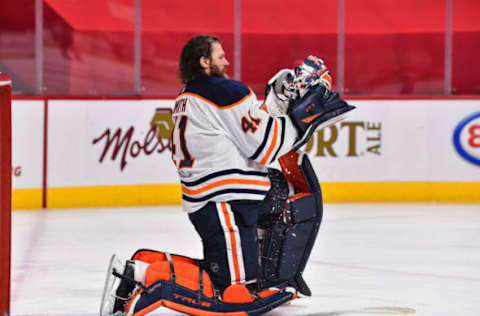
[92,108,173,172]
[46,99,178,208]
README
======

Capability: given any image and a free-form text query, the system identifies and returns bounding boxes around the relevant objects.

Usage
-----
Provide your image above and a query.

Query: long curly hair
[179,35,220,84]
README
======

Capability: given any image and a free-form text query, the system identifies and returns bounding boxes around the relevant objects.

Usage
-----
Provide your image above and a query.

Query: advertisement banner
[11,97,480,208]
[303,100,480,182]
[12,100,44,189]
[11,100,44,209]
[48,99,177,187]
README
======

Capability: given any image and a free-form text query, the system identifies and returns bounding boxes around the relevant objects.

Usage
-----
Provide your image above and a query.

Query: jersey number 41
[171,115,194,169]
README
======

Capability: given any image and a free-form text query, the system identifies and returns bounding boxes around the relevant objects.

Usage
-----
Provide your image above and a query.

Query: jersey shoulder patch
[183,77,251,108]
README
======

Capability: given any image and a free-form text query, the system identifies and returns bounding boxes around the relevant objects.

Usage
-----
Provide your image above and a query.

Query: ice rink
[10,203,480,316]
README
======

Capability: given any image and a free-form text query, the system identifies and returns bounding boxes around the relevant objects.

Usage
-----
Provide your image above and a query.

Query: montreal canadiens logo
[453,112,480,166]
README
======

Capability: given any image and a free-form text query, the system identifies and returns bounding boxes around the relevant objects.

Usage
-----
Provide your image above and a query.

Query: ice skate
[100,255,137,316]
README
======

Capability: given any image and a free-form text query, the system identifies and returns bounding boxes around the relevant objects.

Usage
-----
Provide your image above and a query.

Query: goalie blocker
[288,85,356,151]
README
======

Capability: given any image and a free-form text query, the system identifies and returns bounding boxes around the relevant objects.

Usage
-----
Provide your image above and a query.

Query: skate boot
[100,255,138,316]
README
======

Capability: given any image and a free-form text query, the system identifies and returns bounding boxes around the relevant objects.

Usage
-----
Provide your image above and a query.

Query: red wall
[1,0,479,96]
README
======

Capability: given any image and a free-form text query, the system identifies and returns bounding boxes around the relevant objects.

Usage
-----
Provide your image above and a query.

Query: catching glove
[264,69,296,116]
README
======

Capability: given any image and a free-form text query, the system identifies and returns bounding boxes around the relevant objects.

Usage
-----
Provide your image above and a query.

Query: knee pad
[259,151,323,296]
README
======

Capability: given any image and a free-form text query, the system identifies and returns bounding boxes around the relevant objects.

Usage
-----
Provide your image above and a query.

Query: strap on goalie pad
[259,151,323,296]
[127,249,294,316]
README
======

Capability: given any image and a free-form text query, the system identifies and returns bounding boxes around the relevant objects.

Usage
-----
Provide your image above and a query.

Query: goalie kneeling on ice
[101,153,328,315]
[112,249,295,315]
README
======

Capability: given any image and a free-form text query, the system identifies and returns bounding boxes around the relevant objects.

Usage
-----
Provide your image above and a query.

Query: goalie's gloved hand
[293,55,333,99]
[288,85,355,151]
[264,69,296,116]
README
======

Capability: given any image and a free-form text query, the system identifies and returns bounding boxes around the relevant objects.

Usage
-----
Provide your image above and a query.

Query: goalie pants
[188,200,268,291]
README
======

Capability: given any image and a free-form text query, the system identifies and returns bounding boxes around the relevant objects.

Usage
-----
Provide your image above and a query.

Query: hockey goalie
[100,35,355,316]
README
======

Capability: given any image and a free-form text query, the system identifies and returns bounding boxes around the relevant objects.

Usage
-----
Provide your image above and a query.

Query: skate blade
[100,254,123,316]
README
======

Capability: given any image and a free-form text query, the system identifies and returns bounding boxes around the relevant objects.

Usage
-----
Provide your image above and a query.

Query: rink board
[11,100,44,209]
[11,98,480,209]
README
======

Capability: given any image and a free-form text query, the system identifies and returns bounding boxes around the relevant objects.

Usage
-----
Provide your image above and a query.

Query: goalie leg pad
[132,282,294,316]
[260,193,321,296]
[280,194,320,279]
[259,153,323,296]
[124,250,295,316]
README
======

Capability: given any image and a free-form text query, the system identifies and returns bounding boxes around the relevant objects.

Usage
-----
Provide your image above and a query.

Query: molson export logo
[304,121,382,157]
[453,112,480,166]
[92,108,173,171]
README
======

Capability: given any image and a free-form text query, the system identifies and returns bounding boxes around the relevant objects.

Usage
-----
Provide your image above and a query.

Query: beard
[209,63,228,78]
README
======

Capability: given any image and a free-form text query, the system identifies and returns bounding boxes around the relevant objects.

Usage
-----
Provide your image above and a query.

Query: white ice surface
[10,203,480,315]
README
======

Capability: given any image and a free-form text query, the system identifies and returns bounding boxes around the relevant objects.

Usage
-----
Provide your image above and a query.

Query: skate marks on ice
[273,305,416,316]
[363,307,416,314]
